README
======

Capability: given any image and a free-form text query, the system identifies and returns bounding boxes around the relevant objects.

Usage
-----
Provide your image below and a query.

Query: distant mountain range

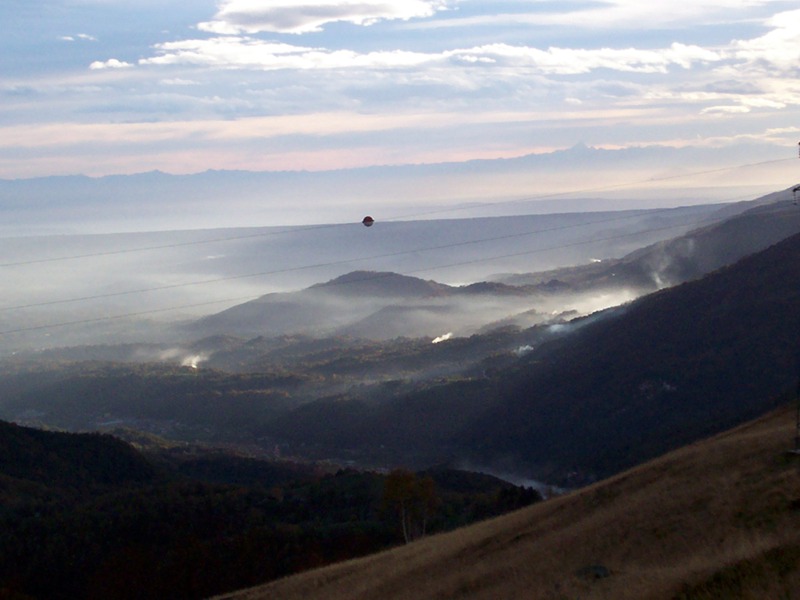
[2,142,790,235]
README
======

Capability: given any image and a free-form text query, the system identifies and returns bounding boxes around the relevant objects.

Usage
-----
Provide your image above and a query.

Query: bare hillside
[214,404,800,600]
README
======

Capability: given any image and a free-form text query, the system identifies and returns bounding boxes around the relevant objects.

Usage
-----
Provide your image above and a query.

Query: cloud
[0,110,533,150]
[701,105,751,114]
[731,9,800,72]
[60,33,97,42]
[160,78,200,86]
[413,0,778,32]
[197,0,450,34]
[528,0,778,30]
[448,43,720,75]
[139,37,720,75]
[701,96,789,114]
[684,10,800,113]
[6,0,800,181]
[89,58,133,70]
[141,36,438,69]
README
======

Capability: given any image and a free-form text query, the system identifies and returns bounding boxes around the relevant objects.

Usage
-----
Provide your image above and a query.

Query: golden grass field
[213,405,800,600]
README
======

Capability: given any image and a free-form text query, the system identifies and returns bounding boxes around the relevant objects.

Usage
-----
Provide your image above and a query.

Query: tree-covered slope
[0,421,539,600]
[460,229,800,482]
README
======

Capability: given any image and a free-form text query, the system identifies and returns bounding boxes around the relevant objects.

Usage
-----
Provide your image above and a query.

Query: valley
[3,185,800,598]
[4,186,800,484]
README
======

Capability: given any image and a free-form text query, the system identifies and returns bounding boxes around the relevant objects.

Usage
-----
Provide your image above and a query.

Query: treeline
[0,421,540,600]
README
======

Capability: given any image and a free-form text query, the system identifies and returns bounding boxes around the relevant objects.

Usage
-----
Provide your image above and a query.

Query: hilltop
[214,404,800,600]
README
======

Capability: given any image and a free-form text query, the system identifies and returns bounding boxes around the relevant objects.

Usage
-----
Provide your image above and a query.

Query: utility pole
[792,142,800,451]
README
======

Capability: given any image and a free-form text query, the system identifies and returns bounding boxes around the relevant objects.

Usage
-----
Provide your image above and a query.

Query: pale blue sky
[1,0,799,183]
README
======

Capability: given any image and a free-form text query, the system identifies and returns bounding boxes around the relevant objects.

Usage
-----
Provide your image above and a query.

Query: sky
[1,0,800,183]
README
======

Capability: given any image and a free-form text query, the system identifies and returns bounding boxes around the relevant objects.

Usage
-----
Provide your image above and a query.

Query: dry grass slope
[213,405,800,600]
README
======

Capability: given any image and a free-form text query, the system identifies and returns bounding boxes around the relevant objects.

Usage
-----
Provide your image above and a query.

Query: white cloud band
[198,0,449,34]
[89,58,133,70]
[140,37,720,74]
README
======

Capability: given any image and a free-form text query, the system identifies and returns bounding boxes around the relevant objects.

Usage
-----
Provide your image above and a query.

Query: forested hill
[0,420,540,600]
[461,228,800,481]
[0,420,158,491]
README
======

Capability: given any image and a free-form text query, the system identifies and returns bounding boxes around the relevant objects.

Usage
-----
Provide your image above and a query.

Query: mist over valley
[3,185,800,487]
[0,200,726,352]
[3,167,800,600]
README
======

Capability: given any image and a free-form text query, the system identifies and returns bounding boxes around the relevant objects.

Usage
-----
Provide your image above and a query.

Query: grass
[212,404,800,600]
[674,544,800,599]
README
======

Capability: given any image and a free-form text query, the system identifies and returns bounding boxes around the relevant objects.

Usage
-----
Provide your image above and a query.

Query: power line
[0,206,718,312]
[0,214,734,336]
[0,297,261,336]
[0,222,347,268]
